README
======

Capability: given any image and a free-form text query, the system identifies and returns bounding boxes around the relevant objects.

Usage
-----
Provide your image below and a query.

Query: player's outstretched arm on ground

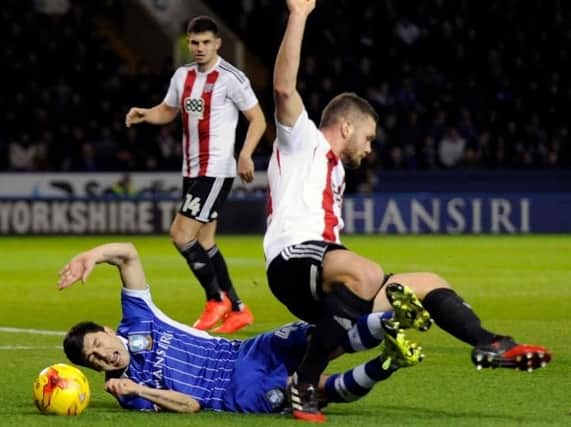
[125,102,178,127]
[105,378,200,413]
[238,103,266,183]
[57,243,147,291]
[273,0,316,126]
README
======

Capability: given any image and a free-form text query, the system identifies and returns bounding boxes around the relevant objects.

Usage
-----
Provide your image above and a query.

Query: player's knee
[169,225,177,241]
[425,272,450,289]
[198,236,215,250]
[326,284,374,322]
[170,224,197,248]
[169,227,184,247]
[352,262,384,299]
[410,272,451,299]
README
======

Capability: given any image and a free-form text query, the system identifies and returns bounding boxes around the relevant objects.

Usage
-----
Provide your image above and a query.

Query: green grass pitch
[0,234,569,426]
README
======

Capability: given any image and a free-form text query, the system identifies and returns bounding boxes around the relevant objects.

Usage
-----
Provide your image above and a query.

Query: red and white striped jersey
[164,57,259,177]
[263,110,346,266]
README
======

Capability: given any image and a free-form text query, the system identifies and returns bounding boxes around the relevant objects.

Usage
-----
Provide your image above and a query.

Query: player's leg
[198,221,240,305]
[336,309,425,360]
[297,249,381,378]
[331,275,433,358]
[337,311,392,356]
[279,246,382,421]
[170,177,230,330]
[372,272,494,345]
[318,362,394,406]
[198,220,254,333]
[171,213,223,303]
[271,316,422,415]
[320,323,423,405]
[305,252,431,377]
[265,243,346,421]
[376,272,552,371]
[198,178,254,333]
[269,318,422,410]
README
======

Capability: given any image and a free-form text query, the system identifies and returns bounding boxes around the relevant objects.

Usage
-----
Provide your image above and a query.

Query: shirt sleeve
[227,74,259,112]
[121,287,154,322]
[163,69,182,108]
[275,109,318,154]
[116,394,159,412]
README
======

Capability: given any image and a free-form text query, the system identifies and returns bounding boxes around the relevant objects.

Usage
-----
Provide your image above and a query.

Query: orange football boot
[212,305,254,334]
[192,294,232,331]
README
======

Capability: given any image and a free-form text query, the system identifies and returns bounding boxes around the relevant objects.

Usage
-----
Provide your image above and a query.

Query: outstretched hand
[286,0,316,15]
[57,252,96,290]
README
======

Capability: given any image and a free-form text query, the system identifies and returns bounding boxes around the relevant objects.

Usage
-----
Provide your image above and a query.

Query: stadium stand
[2,0,569,193]
[1,0,176,173]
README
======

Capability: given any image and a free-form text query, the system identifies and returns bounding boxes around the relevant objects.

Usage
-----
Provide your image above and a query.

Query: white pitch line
[0,326,66,336]
[0,346,61,350]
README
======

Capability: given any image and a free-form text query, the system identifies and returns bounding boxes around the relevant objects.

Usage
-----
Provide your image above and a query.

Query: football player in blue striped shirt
[58,242,422,414]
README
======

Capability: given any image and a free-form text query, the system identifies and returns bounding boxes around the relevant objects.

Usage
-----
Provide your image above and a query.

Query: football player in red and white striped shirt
[126,16,266,334]
[266,0,551,422]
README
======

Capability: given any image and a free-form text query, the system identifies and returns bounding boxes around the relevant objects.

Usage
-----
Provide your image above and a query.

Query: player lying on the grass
[57,242,423,414]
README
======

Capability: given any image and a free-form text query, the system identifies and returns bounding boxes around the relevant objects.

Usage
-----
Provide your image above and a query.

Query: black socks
[177,240,221,301]
[422,288,495,346]
[207,245,243,311]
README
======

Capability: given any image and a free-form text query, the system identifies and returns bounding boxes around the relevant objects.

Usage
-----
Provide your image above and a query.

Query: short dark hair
[63,321,105,369]
[187,16,219,36]
[320,92,378,128]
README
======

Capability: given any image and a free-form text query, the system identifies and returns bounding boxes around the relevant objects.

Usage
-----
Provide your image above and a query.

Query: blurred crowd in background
[2,1,177,174]
[2,0,570,193]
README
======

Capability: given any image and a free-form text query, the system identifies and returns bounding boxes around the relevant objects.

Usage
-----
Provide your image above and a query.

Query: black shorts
[179,177,234,223]
[266,240,346,323]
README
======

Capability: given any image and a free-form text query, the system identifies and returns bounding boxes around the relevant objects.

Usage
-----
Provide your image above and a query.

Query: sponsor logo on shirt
[152,332,174,388]
[184,97,204,119]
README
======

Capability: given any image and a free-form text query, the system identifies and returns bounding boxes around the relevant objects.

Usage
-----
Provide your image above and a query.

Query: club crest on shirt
[266,388,285,410]
[128,335,153,353]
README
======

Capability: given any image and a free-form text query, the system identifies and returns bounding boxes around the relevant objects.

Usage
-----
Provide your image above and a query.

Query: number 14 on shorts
[182,194,202,216]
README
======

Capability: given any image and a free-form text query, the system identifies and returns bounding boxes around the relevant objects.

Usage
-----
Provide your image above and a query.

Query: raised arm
[58,243,147,291]
[125,102,179,128]
[273,0,316,126]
